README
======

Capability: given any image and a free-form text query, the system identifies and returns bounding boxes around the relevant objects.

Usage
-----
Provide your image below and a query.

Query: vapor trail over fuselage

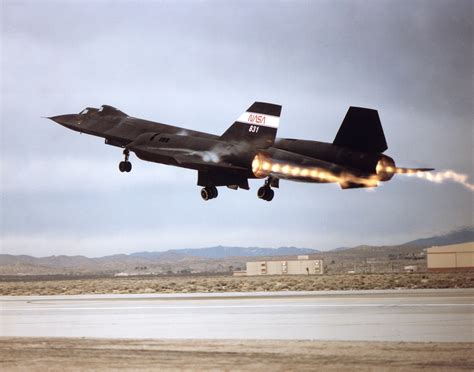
[49,103,432,201]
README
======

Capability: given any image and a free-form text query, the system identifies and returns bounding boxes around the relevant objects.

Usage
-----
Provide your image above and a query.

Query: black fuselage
[49,103,430,201]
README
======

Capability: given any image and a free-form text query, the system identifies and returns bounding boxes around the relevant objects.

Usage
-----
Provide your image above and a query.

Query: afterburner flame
[253,153,473,192]
[251,153,379,187]
[251,154,267,178]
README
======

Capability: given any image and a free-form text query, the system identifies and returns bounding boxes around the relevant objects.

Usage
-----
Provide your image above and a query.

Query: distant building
[427,242,474,271]
[404,265,418,273]
[245,256,324,276]
[114,272,130,277]
[233,271,247,277]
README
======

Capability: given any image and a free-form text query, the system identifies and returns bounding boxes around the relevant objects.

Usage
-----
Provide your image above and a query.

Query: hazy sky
[1,0,472,257]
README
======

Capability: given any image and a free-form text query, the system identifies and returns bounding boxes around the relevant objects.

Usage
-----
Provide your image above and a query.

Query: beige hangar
[427,242,474,271]
[246,256,324,276]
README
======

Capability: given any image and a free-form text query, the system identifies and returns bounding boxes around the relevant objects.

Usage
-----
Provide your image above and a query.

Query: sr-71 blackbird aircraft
[49,102,432,201]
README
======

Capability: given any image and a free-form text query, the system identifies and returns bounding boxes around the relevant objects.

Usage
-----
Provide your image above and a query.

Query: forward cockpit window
[79,105,127,117]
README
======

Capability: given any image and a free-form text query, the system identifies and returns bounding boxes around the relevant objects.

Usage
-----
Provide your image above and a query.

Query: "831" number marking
[249,125,259,133]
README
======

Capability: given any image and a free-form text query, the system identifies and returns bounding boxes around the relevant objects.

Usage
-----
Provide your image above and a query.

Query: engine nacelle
[251,153,272,178]
[376,155,396,182]
[251,151,344,184]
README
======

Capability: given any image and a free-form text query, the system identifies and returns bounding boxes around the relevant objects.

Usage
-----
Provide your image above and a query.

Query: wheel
[125,161,132,172]
[210,186,218,199]
[257,186,269,199]
[201,186,218,201]
[201,188,211,201]
[258,186,274,201]
[119,161,126,172]
[265,188,274,201]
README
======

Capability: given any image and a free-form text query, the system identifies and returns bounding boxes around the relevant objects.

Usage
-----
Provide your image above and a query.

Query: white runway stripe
[2,303,472,311]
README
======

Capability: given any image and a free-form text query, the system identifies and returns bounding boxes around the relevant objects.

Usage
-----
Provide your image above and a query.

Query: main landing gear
[258,178,275,202]
[201,186,218,201]
[119,149,132,173]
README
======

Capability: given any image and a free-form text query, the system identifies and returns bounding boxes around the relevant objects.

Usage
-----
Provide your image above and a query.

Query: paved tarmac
[1,289,472,342]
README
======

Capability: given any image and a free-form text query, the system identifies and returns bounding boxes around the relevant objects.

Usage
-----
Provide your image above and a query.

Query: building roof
[427,242,474,253]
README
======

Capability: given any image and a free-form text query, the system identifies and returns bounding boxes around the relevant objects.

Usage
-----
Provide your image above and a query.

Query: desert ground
[1,338,472,371]
[0,272,472,296]
[2,276,472,371]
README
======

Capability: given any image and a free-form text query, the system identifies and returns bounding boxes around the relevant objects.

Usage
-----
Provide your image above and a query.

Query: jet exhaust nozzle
[375,155,396,182]
[376,155,433,181]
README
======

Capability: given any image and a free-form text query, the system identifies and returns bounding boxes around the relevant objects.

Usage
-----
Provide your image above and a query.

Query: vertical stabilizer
[333,107,388,153]
[220,102,282,148]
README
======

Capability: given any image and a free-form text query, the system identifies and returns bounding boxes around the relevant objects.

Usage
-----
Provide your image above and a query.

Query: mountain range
[130,246,319,259]
[0,227,472,275]
[400,227,474,248]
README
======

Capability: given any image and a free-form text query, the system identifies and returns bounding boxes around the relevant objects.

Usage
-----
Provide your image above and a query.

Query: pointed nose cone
[48,114,79,126]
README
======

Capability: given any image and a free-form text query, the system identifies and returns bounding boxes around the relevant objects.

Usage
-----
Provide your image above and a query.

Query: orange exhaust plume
[255,154,473,192]
[252,154,379,187]
[377,163,474,192]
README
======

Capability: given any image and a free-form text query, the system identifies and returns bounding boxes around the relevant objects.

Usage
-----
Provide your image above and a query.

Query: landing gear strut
[258,178,275,202]
[119,149,132,173]
[201,186,218,201]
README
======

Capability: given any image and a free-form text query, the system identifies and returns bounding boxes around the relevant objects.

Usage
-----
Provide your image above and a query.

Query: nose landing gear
[119,149,132,173]
[201,186,218,201]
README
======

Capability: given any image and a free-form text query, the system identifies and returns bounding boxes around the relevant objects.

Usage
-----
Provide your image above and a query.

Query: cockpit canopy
[79,107,94,115]
[98,105,127,116]
[79,105,127,117]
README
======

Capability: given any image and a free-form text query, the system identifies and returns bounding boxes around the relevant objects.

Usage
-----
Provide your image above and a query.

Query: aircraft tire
[119,161,126,172]
[265,188,274,201]
[201,186,218,201]
[125,161,132,172]
[257,186,269,199]
[258,186,274,201]
[201,187,211,201]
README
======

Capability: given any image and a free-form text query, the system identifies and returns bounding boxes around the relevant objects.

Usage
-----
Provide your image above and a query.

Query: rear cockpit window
[97,105,127,117]
[80,109,89,115]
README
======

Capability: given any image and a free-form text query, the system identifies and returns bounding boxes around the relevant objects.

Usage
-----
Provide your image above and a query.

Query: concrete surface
[1,289,473,342]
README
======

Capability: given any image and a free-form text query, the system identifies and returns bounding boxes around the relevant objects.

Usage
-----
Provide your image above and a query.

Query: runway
[1,289,472,342]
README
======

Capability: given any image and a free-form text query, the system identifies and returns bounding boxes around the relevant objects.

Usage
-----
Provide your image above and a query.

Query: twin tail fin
[333,106,388,153]
[220,102,282,148]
